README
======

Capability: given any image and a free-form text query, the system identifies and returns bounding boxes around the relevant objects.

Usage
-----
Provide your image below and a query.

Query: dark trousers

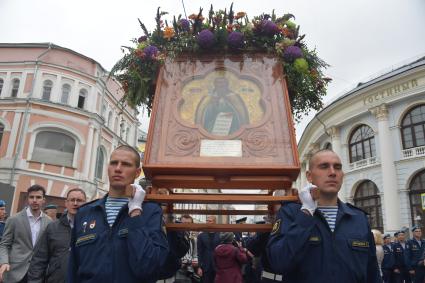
[201,270,215,283]
[394,269,411,283]
[18,274,28,283]
[382,269,393,283]
[412,266,425,283]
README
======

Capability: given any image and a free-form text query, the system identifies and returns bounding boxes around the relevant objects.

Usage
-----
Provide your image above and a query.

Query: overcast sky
[1,0,425,138]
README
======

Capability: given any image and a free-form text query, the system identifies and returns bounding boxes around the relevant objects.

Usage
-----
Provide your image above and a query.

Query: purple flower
[262,20,279,36]
[227,31,244,49]
[144,45,158,58]
[283,45,303,62]
[197,29,215,49]
[179,19,190,32]
[138,36,147,43]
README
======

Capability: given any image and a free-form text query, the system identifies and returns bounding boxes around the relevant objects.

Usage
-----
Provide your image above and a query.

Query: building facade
[0,43,138,214]
[297,56,425,233]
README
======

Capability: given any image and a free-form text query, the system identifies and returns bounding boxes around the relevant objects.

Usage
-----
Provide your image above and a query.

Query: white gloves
[128,184,146,215]
[299,183,318,216]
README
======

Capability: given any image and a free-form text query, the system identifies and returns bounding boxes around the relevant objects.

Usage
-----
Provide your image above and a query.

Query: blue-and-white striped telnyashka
[317,206,338,232]
[105,196,129,227]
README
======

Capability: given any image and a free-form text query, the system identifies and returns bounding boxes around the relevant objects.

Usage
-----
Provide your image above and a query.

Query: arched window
[61,84,71,104]
[324,142,332,150]
[114,117,119,133]
[102,104,107,122]
[78,89,87,109]
[32,131,76,167]
[0,78,4,96]
[354,180,383,231]
[409,170,425,228]
[401,105,425,149]
[0,123,4,147]
[42,80,53,100]
[349,125,376,163]
[95,146,105,180]
[126,127,130,142]
[11,78,20,97]
[107,111,113,128]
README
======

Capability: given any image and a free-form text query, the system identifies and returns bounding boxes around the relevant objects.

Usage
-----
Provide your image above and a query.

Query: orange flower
[282,28,293,38]
[227,24,234,32]
[188,14,197,20]
[163,27,175,40]
[235,12,246,19]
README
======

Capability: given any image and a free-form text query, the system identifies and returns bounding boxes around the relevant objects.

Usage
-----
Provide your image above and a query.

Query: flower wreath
[111,4,331,121]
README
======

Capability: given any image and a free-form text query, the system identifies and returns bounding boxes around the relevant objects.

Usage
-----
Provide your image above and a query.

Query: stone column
[370,103,400,231]
[299,161,307,188]
[82,124,95,179]
[329,126,342,158]
[89,128,99,180]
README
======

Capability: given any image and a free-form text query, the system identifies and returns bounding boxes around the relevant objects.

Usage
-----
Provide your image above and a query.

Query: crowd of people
[0,147,424,283]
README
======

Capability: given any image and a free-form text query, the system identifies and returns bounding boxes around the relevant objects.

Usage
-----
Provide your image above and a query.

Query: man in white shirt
[0,185,52,283]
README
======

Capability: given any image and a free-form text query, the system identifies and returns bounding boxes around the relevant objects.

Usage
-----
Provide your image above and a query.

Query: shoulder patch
[271,219,281,235]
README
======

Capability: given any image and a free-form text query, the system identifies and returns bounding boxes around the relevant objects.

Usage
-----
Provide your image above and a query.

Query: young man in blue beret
[406,226,425,283]
[44,204,58,221]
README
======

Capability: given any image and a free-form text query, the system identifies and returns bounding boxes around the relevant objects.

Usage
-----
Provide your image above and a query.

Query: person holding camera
[213,232,249,283]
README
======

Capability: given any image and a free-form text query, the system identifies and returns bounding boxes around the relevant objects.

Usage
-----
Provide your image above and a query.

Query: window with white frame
[107,111,113,128]
[61,84,71,104]
[324,142,332,150]
[0,78,4,96]
[11,78,20,97]
[126,127,130,142]
[95,146,106,180]
[102,104,107,122]
[32,131,76,167]
[401,104,425,149]
[114,117,119,133]
[353,180,383,232]
[42,80,53,100]
[349,125,376,163]
[78,89,87,109]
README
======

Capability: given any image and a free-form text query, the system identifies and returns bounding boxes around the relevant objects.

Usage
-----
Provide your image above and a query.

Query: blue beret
[412,226,421,232]
[235,217,247,224]
[44,204,57,210]
[0,200,5,207]
[383,234,391,239]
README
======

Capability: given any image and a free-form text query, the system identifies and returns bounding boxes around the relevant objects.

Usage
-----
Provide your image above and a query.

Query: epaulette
[78,198,101,209]
[280,199,300,205]
[346,203,369,215]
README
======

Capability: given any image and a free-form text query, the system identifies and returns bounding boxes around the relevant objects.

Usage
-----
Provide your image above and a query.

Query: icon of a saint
[195,77,249,136]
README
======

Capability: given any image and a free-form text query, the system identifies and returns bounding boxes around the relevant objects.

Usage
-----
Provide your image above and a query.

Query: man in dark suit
[197,216,220,283]
[0,185,52,283]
